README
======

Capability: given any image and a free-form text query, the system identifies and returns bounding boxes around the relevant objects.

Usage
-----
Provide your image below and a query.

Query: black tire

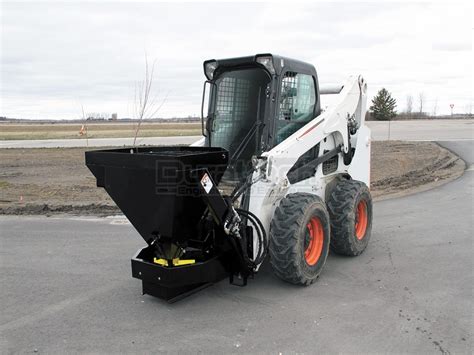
[269,193,330,285]
[327,179,373,256]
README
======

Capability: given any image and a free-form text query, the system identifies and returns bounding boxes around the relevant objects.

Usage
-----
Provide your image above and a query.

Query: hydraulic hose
[235,208,268,267]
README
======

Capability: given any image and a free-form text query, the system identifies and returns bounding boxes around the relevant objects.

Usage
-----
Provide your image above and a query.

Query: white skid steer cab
[86,53,373,302]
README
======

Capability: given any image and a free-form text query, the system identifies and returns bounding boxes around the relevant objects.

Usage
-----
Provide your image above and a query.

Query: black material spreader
[86,146,237,302]
[86,146,228,244]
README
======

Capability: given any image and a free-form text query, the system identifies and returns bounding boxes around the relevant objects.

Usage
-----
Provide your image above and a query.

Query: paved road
[0,141,472,353]
[1,119,472,148]
[368,119,473,141]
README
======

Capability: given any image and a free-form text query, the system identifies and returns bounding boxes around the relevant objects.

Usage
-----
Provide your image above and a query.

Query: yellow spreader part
[153,258,195,267]
[172,258,196,266]
[153,258,168,266]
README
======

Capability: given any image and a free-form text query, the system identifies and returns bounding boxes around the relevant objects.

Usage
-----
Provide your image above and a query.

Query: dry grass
[0,122,201,140]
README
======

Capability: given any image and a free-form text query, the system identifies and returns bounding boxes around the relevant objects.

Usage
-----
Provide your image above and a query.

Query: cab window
[276,72,316,144]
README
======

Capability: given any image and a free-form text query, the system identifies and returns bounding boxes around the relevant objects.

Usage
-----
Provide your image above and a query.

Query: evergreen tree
[370,88,397,121]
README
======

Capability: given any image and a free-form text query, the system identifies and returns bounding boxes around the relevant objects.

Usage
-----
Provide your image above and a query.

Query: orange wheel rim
[304,217,324,266]
[355,200,368,240]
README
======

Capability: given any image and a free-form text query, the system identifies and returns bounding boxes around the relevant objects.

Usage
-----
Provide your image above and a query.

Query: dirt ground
[0,141,465,216]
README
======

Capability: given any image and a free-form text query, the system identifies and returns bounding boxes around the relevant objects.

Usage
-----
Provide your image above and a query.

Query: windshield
[207,67,270,173]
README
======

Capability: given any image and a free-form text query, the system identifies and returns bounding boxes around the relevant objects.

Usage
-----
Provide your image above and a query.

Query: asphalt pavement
[0,140,472,353]
[1,119,472,148]
[368,119,473,141]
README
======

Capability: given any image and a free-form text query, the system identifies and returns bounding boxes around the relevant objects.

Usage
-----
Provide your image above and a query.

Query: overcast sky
[1,1,472,119]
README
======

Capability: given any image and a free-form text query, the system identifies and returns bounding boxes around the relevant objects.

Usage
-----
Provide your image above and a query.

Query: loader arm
[265,75,367,182]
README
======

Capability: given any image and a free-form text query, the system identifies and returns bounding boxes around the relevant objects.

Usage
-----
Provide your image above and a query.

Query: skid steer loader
[86,54,372,302]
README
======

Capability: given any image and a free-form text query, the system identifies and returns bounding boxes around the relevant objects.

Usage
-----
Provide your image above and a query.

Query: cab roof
[203,53,318,79]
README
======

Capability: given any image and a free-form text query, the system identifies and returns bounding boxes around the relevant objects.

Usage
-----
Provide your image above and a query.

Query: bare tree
[432,98,438,117]
[406,95,413,115]
[80,105,89,148]
[418,92,425,114]
[133,54,168,147]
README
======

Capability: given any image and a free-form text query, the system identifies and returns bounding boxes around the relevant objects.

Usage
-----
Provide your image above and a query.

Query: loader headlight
[256,55,275,75]
[204,60,218,80]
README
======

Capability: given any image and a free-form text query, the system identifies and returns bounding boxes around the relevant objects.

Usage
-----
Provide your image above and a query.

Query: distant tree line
[367,88,473,121]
